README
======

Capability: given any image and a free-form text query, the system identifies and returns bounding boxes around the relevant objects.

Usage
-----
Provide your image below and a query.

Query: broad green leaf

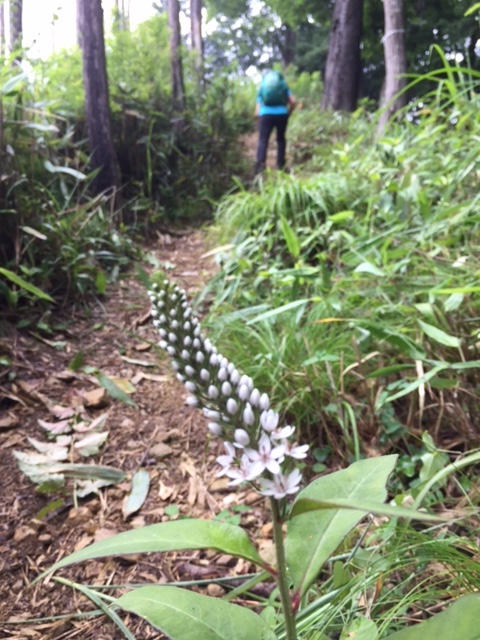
[280,215,300,259]
[123,469,150,519]
[39,519,266,579]
[0,268,54,302]
[44,160,87,180]
[68,350,84,372]
[246,299,309,325]
[328,210,355,223]
[290,497,440,522]
[384,594,480,640]
[56,463,126,483]
[116,586,278,640]
[418,320,461,348]
[354,262,385,277]
[97,373,138,407]
[286,456,397,599]
[341,617,378,640]
[1,71,27,94]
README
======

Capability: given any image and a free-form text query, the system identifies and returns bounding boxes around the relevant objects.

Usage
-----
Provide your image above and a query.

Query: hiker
[255,70,296,174]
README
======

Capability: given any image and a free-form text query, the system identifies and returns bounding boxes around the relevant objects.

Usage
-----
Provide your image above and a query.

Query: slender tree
[168,0,186,113]
[378,0,407,132]
[9,0,22,57]
[190,0,203,85]
[79,0,120,196]
[321,0,363,112]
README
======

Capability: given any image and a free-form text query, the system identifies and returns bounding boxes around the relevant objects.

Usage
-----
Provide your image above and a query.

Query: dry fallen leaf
[0,413,19,430]
[83,387,107,408]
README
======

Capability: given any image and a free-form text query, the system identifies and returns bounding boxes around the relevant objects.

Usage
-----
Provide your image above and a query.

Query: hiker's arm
[288,94,296,114]
[255,102,260,118]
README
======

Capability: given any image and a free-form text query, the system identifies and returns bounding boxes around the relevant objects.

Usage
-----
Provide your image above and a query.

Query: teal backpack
[260,71,289,107]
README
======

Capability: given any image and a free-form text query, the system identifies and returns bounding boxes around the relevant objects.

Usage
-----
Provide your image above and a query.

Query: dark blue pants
[255,113,289,172]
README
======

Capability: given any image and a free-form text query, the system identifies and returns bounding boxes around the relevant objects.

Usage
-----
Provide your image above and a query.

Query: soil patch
[0,230,271,639]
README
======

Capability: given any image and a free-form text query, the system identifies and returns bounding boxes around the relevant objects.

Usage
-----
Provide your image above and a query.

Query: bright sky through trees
[16,0,157,57]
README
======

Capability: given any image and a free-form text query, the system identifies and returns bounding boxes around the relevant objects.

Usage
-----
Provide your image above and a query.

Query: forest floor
[0,132,291,639]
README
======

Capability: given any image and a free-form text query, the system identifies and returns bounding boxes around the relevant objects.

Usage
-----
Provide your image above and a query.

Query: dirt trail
[0,230,270,639]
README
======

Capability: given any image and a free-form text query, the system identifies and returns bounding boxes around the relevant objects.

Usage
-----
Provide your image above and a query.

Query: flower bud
[221,381,232,396]
[208,385,219,399]
[259,393,270,411]
[159,340,167,349]
[260,409,279,432]
[185,365,195,377]
[181,349,190,360]
[200,369,210,381]
[176,373,185,382]
[170,308,177,317]
[171,320,179,330]
[243,403,255,426]
[217,367,228,382]
[230,369,240,385]
[185,381,196,393]
[159,328,167,338]
[184,321,191,331]
[195,351,205,364]
[238,383,250,402]
[226,398,239,415]
[168,332,177,343]
[193,338,201,349]
[208,422,222,436]
[250,388,261,407]
[171,360,180,371]
[209,353,219,367]
[227,362,235,374]
[186,396,198,406]
[203,408,220,421]
[234,428,250,446]
[184,336,192,347]
[167,346,176,356]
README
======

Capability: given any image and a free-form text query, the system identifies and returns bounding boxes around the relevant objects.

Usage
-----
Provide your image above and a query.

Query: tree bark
[322,0,363,112]
[79,0,120,196]
[76,0,83,48]
[168,0,186,113]
[9,0,22,57]
[378,0,407,133]
[190,0,203,87]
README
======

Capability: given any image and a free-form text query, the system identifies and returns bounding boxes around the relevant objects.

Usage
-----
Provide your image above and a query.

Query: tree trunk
[0,2,5,56]
[281,24,296,69]
[76,0,83,48]
[322,0,363,112]
[168,0,186,113]
[190,0,203,87]
[9,0,22,57]
[378,0,407,133]
[79,0,120,196]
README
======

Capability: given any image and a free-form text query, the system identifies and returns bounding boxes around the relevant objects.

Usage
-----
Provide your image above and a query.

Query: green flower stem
[271,498,297,640]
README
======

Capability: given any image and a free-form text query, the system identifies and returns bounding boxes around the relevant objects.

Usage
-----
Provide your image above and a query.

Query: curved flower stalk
[149,278,308,501]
